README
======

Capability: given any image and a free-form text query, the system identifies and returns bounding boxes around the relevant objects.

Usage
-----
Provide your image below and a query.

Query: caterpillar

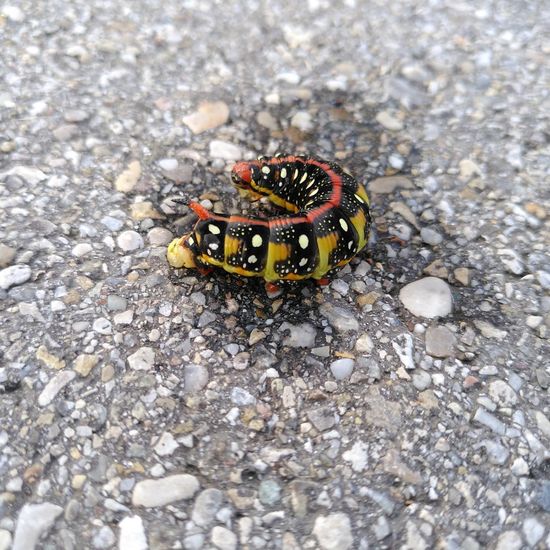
[167,154,371,292]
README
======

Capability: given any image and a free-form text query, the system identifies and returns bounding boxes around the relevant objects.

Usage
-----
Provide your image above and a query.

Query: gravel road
[1,1,549,549]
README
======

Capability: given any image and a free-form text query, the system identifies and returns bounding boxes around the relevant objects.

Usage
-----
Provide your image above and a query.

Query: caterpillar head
[167,235,197,269]
[231,161,253,190]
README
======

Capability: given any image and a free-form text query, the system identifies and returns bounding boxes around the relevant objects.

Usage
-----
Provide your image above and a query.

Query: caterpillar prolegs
[167,154,371,290]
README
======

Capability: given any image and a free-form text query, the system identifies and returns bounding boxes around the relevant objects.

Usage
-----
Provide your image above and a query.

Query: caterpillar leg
[197,266,214,276]
[315,278,330,286]
[265,281,283,298]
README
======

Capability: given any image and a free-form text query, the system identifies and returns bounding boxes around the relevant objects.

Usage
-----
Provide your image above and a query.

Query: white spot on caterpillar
[248,255,257,264]
[306,179,315,188]
[299,257,308,266]
[293,169,299,180]
[188,236,194,245]
[355,193,365,203]
[281,167,287,178]
[339,218,348,231]
[252,234,263,247]
[300,172,307,183]
[261,166,270,174]
[209,242,219,250]
[348,240,354,249]
[208,224,221,234]
[309,187,318,197]
[298,234,309,249]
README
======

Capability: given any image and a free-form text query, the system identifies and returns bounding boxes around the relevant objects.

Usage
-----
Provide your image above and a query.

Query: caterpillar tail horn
[188,201,211,220]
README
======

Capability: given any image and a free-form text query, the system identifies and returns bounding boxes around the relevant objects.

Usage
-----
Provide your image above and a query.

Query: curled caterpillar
[167,154,371,289]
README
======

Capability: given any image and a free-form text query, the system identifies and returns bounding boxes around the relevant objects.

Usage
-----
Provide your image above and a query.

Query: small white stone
[330,358,355,380]
[128,347,155,370]
[376,111,403,131]
[495,531,522,550]
[343,441,368,472]
[71,243,93,257]
[313,512,353,550]
[38,371,76,407]
[280,322,317,348]
[132,474,200,507]
[399,277,453,318]
[392,333,415,370]
[488,380,517,407]
[117,230,144,251]
[2,5,25,22]
[119,516,147,550]
[420,227,443,246]
[158,158,178,171]
[0,264,32,290]
[93,317,112,335]
[290,111,313,132]
[523,517,544,547]
[210,526,237,550]
[12,503,63,550]
[209,140,242,160]
[154,432,179,456]
[356,333,374,353]
[147,227,173,246]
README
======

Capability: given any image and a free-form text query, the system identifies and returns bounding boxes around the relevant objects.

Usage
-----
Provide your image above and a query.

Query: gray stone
[198,310,217,327]
[12,502,63,550]
[0,265,31,290]
[412,370,431,390]
[495,531,522,550]
[38,371,76,407]
[313,512,353,550]
[330,358,354,380]
[522,517,544,547]
[128,347,155,370]
[209,140,241,160]
[147,227,173,245]
[210,526,237,550]
[307,407,336,432]
[488,380,517,407]
[342,441,368,472]
[92,525,116,548]
[192,488,223,527]
[230,387,256,406]
[425,326,456,357]
[132,474,200,507]
[259,479,282,506]
[399,277,453,318]
[184,364,209,393]
[473,408,506,435]
[154,432,179,456]
[319,303,359,332]
[117,230,144,251]
[107,294,127,311]
[420,227,443,246]
[280,322,317,347]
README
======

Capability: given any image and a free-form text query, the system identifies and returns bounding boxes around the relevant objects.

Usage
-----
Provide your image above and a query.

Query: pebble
[93,525,116,549]
[114,310,134,325]
[0,166,47,185]
[420,227,443,246]
[198,310,217,327]
[290,111,313,132]
[107,294,127,311]
[256,111,279,130]
[313,512,353,550]
[368,176,414,194]
[157,158,178,171]
[373,516,392,541]
[473,408,506,435]
[412,370,431,390]
[392,333,415,370]
[399,277,453,318]
[425,326,456,357]
[209,140,242,160]
[115,160,141,193]
[307,407,336,432]
[36,345,65,370]
[0,244,16,268]
[511,457,530,476]
[2,5,25,22]
[154,432,179,456]
[72,243,93,257]
[488,380,517,407]
[497,249,524,275]
[231,387,256,406]
[458,159,482,180]
[342,441,368,472]
[93,317,112,334]
[210,526,237,550]
[522,517,544,547]
[182,101,229,134]
[474,320,507,340]
[64,109,89,122]
[0,264,32,290]
[494,531,522,550]
[454,267,472,286]
[0,531,11,550]
[12,502,63,550]
[132,474,200,507]
[319,303,359,332]
[259,480,282,506]
[101,216,124,231]
[74,354,99,377]
[128,347,155,370]
[184,364,209,393]
[376,110,403,131]
[119,516,147,550]
[192,488,223,526]
[355,333,374,353]
[330,358,355,380]
[117,230,144,251]
[38,371,76,407]
[147,227,173,245]
[280,322,317,347]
